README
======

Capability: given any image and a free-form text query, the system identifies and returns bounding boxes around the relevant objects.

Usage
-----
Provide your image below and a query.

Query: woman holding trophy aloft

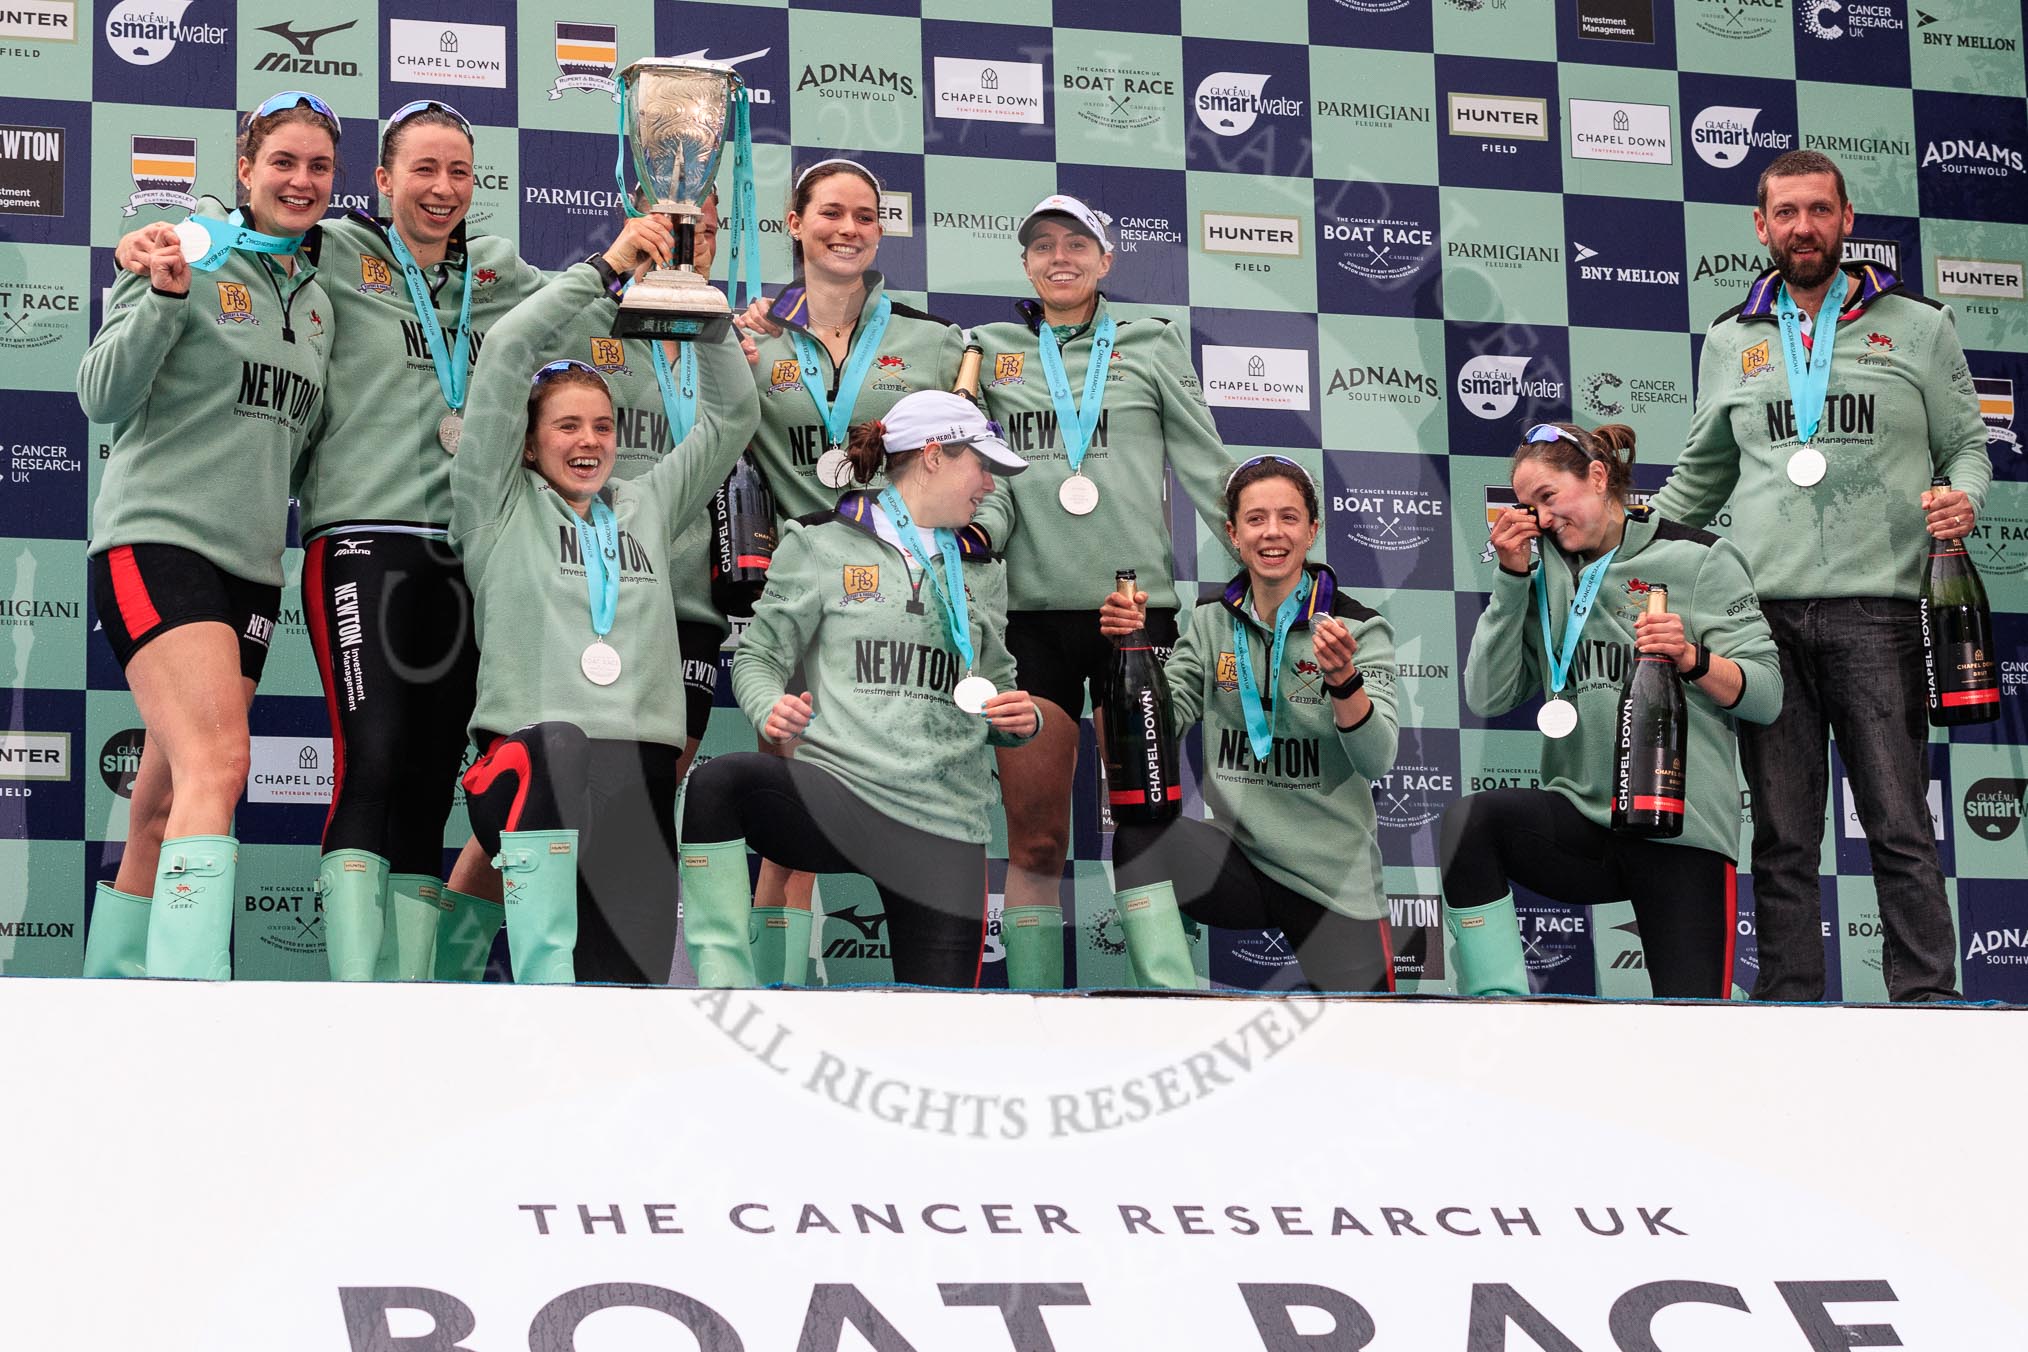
[1444,422,1781,999]
[78,91,339,980]
[971,195,1237,989]
[729,157,967,984]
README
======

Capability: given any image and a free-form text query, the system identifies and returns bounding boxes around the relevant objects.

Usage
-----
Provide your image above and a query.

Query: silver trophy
[614,57,744,340]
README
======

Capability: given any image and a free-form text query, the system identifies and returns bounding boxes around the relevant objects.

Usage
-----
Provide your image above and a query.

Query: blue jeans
[1739,598,1960,1002]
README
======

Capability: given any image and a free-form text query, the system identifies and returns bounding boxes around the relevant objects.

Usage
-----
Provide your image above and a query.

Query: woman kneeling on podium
[1442,422,1781,999]
[680,391,1040,989]
[1099,456,1401,992]
[447,221,758,984]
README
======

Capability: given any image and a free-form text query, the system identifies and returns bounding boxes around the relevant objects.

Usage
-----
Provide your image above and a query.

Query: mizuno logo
[256,19,357,55]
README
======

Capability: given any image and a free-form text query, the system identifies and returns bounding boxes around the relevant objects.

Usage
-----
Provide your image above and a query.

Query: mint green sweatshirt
[1165,565,1399,920]
[449,264,759,747]
[730,492,1031,845]
[746,272,963,520]
[972,297,1236,611]
[295,213,545,536]
[1651,264,1991,602]
[82,197,330,586]
[1464,507,1783,862]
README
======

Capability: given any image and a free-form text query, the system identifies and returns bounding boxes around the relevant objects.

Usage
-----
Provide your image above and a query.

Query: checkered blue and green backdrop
[3,0,2024,996]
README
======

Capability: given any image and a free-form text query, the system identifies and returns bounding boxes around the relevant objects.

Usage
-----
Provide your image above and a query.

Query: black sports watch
[1680,643,1711,683]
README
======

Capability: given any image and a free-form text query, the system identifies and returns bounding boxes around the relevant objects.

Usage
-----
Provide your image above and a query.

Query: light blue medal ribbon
[1035,311,1116,476]
[180,209,303,273]
[791,294,893,448]
[650,340,699,444]
[1534,548,1619,700]
[575,497,621,641]
[1231,572,1314,763]
[385,223,476,418]
[1775,267,1850,445]
[878,486,974,674]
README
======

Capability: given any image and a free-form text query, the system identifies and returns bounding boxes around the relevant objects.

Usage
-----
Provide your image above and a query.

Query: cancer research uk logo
[1456,354,1565,420]
[1690,105,1795,168]
[389,19,507,90]
[1801,0,1906,39]
[102,0,225,65]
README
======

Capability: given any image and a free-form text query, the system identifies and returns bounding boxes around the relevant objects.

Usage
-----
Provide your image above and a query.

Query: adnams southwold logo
[389,19,507,89]
[253,18,358,76]
[934,57,1044,125]
[1456,354,1565,420]
[1193,72,1303,136]
[103,0,225,65]
[1200,346,1311,411]
[797,60,915,101]
[1,0,76,43]
[1920,137,2026,180]
[1690,105,1795,167]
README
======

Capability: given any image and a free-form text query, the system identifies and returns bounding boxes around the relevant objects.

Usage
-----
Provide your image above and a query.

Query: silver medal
[1537,698,1578,739]
[171,219,211,263]
[437,412,464,456]
[953,675,997,714]
[1786,446,1826,487]
[1057,472,1100,516]
[815,446,854,489]
[580,640,623,687]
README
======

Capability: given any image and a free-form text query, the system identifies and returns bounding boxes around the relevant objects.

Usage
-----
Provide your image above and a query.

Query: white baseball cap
[1017,193,1113,254]
[879,390,1027,476]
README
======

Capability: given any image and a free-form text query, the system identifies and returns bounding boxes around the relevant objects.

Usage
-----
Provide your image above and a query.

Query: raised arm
[1152,322,1238,548]
[648,324,762,540]
[1649,332,1741,530]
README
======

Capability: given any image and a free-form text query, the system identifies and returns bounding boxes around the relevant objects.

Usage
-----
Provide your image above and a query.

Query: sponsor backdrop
[0,0,2024,996]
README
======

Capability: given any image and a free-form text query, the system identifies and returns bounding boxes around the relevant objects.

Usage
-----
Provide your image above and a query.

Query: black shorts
[91,543,280,680]
[676,620,726,741]
[1005,607,1178,719]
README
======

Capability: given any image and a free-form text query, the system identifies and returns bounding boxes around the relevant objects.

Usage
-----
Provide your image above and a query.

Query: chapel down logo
[124,135,196,216]
[549,22,618,101]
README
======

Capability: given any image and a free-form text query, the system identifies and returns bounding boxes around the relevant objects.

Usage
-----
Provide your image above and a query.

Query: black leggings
[1438,788,1736,999]
[1113,817,1393,993]
[304,532,477,875]
[682,754,986,989]
[463,722,680,986]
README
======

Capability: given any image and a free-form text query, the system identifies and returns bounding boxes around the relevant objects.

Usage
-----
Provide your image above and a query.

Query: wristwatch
[1325,669,1365,699]
[1680,643,1711,683]
[582,252,627,300]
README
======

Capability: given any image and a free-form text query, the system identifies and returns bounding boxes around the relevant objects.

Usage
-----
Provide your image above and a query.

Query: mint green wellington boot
[318,849,390,981]
[378,873,447,981]
[1115,883,1197,990]
[494,830,579,984]
[679,839,757,988]
[145,835,239,980]
[1001,905,1065,990]
[82,882,151,978]
[750,906,812,986]
[433,887,503,982]
[1444,893,1530,996]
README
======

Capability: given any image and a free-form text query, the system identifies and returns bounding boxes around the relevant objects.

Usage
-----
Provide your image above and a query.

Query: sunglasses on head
[246,91,341,140]
[1223,453,1315,493]
[384,99,475,144]
[532,359,610,390]
[1525,423,1583,447]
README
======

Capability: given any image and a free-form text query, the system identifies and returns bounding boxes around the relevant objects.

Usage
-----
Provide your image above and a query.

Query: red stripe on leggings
[106,546,162,640]
[1719,861,1738,1000]
[301,538,349,843]
[1377,916,1396,994]
[462,735,534,833]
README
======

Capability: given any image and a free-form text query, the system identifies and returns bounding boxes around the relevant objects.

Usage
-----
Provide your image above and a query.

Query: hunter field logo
[1447,92,1548,140]
[548,22,618,101]
[1691,106,1795,167]
[1193,72,1303,137]
[214,281,254,324]
[1,0,76,42]
[1201,212,1303,257]
[0,731,69,781]
[1456,354,1564,420]
[124,135,195,216]
[588,337,631,377]
[1935,257,2025,299]
[103,0,226,65]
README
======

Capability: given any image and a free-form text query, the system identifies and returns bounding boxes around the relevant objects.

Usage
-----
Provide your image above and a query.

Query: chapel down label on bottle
[1612,584,1687,839]
[1921,474,2001,727]
[1103,569,1181,825]
[709,451,777,619]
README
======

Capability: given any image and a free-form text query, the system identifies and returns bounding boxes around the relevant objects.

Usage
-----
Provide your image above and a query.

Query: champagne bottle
[1921,474,2001,726]
[1103,569,1181,825]
[709,451,777,619]
[954,341,985,409]
[1612,584,1687,839]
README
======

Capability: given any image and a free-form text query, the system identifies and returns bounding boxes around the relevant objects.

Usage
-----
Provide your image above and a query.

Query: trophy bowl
[614,57,745,341]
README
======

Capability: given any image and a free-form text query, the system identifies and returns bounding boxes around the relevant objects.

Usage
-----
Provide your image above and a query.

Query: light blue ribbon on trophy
[1036,312,1115,514]
[651,339,699,445]
[1231,571,1313,763]
[1775,267,1850,487]
[385,223,475,452]
[614,76,762,313]
[175,210,302,274]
